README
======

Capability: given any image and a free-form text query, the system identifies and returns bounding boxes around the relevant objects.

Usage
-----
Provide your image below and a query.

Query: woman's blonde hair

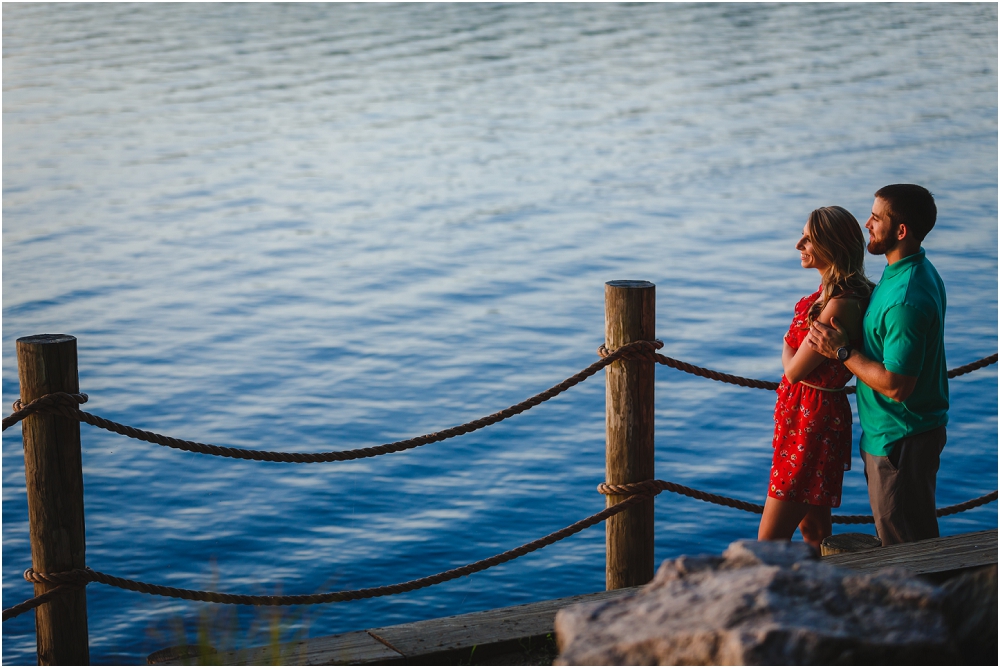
[806,206,875,326]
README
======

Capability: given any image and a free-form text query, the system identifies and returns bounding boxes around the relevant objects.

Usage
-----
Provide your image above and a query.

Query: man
[807,184,947,546]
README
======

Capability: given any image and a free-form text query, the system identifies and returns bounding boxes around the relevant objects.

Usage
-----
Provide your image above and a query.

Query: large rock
[939,564,997,665]
[555,541,962,665]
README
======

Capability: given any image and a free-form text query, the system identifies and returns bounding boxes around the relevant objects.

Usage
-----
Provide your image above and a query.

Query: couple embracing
[758,184,948,550]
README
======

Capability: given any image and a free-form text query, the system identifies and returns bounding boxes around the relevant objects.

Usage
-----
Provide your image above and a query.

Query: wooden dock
[151,529,997,665]
[822,529,997,580]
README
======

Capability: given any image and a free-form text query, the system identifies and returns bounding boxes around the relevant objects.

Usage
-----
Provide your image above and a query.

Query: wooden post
[17,334,90,665]
[604,281,656,590]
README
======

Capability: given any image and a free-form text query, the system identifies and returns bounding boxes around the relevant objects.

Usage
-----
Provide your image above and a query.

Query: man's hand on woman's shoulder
[806,318,849,360]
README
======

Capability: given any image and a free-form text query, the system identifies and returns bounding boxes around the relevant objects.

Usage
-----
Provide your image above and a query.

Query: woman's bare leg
[797,505,832,551]
[758,496,810,541]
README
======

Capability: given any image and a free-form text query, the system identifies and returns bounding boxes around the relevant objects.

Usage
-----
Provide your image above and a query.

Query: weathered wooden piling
[17,334,90,665]
[604,281,656,589]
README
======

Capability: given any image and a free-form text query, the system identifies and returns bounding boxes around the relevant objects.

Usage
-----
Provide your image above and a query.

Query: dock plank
[368,587,638,659]
[158,630,403,666]
[822,529,997,575]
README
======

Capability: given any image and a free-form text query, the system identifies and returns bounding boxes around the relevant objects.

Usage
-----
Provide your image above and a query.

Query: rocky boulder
[939,563,997,665]
[555,541,972,665]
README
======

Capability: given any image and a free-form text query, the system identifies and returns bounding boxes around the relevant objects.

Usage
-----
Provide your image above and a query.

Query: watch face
[837,347,850,361]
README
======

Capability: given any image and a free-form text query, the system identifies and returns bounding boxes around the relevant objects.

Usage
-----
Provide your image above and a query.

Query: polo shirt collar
[883,247,925,279]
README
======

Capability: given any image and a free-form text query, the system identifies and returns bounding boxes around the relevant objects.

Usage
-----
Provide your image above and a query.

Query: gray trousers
[861,426,946,546]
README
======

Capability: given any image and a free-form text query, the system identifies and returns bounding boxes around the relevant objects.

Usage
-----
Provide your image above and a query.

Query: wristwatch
[836,345,852,362]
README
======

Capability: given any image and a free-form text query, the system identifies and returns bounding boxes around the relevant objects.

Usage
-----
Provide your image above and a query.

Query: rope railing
[3,347,996,462]
[2,343,995,630]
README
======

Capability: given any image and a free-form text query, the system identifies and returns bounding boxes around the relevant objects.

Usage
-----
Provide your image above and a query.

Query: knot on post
[24,567,94,587]
[3,392,89,431]
[597,339,664,363]
[597,480,664,497]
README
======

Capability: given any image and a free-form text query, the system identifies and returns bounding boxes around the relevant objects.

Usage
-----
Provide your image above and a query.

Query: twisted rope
[598,480,999,525]
[599,478,763,513]
[1,584,83,622]
[948,353,999,378]
[616,344,779,391]
[935,490,1000,516]
[2,494,650,620]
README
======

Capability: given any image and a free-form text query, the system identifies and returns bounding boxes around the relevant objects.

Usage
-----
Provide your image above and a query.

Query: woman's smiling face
[795,221,829,272]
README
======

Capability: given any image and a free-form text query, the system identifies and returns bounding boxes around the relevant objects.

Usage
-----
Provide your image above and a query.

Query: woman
[757,206,874,551]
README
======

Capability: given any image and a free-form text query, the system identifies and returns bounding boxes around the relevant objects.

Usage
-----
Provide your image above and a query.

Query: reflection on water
[3,3,997,664]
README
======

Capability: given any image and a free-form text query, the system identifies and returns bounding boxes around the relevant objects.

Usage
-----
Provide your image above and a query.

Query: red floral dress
[769,289,854,507]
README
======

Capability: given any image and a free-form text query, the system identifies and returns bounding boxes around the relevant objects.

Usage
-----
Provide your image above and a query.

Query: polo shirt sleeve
[881,304,929,377]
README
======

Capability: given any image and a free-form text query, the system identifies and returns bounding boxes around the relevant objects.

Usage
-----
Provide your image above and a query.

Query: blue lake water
[3,3,997,664]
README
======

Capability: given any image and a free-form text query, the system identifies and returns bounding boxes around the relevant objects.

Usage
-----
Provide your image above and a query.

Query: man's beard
[867,224,900,255]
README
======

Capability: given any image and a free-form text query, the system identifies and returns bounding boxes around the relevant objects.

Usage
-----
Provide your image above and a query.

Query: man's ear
[896,222,908,241]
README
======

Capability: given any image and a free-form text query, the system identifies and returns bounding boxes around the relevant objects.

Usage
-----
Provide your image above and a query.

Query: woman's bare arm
[781,340,796,373]
[783,297,863,385]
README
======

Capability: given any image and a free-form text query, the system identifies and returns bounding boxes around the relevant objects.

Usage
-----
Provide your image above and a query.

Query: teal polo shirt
[858,248,949,456]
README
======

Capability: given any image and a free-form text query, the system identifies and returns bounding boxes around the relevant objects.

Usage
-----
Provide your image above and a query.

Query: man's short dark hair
[874,184,937,242]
